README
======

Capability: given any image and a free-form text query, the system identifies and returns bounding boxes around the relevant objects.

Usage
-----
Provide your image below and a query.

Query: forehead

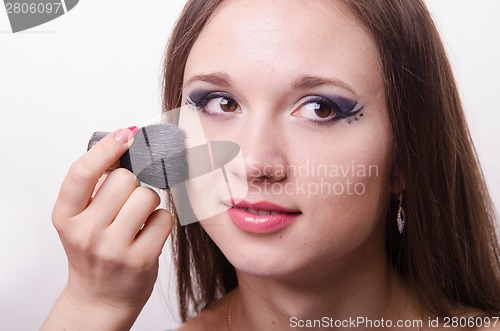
[184,0,382,96]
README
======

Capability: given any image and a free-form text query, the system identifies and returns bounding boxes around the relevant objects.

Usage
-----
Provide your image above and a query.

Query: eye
[187,91,240,117]
[303,102,334,119]
[293,96,363,124]
[206,96,238,113]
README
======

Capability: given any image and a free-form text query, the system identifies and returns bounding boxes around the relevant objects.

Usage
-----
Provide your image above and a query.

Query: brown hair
[162,0,500,322]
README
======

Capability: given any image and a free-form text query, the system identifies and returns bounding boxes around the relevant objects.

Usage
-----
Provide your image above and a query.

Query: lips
[227,200,301,233]
[236,208,281,215]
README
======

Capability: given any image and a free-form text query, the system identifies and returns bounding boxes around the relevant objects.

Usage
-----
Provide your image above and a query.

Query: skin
[181,1,498,330]
[180,0,408,330]
[42,129,173,330]
[41,1,499,330]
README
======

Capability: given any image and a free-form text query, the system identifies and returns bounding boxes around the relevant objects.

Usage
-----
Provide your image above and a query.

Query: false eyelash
[298,95,364,126]
[187,91,236,109]
[186,90,364,126]
[186,90,240,118]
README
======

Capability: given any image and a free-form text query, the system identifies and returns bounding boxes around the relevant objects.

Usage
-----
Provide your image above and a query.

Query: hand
[43,127,173,330]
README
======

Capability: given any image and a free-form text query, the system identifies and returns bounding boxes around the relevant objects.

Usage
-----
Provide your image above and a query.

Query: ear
[390,166,405,194]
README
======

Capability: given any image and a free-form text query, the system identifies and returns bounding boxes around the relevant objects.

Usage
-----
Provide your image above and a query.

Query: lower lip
[227,208,300,234]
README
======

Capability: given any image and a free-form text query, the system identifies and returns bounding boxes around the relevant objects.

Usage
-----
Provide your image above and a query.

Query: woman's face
[182,0,393,279]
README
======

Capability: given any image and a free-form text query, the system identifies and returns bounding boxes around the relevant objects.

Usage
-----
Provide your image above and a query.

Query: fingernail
[127,126,139,136]
[115,126,138,144]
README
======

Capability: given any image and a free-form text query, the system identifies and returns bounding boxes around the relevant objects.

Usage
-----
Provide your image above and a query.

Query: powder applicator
[87,124,189,190]
[87,122,245,225]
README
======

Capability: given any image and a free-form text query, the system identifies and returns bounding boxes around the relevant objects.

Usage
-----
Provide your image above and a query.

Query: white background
[0,1,499,330]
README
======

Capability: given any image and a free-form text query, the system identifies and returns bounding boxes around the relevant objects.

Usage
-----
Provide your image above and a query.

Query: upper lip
[228,200,301,214]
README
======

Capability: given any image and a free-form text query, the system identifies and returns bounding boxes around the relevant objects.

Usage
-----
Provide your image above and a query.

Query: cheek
[275,137,392,271]
[289,120,393,236]
[198,121,393,276]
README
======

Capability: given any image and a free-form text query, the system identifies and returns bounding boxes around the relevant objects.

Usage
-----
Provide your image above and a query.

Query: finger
[134,209,173,255]
[110,186,161,242]
[53,127,138,221]
[107,159,120,172]
[85,168,140,226]
[90,158,121,198]
[91,173,108,199]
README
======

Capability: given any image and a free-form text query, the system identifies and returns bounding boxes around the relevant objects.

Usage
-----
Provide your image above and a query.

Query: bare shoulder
[430,310,500,331]
[475,325,500,331]
[472,312,500,331]
[475,321,500,331]
[175,294,230,331]
[466,314,500,331]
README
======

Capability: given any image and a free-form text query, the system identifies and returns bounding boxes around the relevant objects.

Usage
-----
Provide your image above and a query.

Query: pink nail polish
[127,126,139,137]
[115,126,138,144]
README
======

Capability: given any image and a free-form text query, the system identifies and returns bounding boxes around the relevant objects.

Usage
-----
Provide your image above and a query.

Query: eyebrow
[183,72,356,94]
[183,72,231,89]
[293,76,356,94]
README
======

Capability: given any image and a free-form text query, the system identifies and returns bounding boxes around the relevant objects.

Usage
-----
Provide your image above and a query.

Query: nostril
[241,146,289,182]
[249,167,287,183]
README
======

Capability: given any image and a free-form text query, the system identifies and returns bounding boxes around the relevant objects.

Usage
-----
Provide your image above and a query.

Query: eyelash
[186,91,363,125]
[294,96,364,125]
[187,91,239,118]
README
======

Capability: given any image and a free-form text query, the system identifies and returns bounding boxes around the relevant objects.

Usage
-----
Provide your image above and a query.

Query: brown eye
[219,97,237,112]
[309,102,332,118]
[302,102,333,119]
[293,96,364,125]
[205,96,239,114]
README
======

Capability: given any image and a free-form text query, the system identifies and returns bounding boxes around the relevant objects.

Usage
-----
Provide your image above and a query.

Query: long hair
[162,0,500,321]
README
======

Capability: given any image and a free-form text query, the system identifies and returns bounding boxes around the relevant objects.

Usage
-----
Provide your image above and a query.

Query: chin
[230,253,304,279]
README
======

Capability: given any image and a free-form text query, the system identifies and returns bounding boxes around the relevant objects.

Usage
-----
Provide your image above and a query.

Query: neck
[230,238,419,330]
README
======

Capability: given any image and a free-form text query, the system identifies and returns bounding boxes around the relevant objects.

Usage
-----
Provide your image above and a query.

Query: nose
[237,113,289,184]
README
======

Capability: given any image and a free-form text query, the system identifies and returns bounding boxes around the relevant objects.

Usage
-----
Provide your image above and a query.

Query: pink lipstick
[227,201,301,234]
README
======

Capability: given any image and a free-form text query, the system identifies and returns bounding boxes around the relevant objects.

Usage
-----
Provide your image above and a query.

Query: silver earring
[397,192,406,234]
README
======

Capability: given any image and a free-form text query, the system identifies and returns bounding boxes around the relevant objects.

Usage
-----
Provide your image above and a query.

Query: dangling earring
[397,191,406,234]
